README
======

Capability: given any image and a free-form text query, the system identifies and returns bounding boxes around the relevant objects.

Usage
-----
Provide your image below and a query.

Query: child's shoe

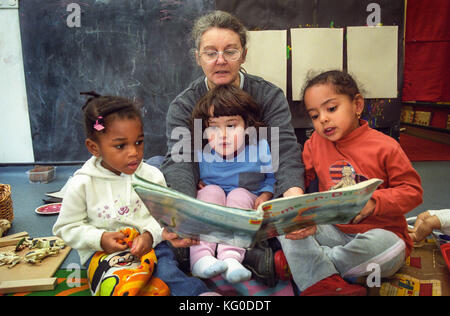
[242,240,276,287]
[300,274,367,296]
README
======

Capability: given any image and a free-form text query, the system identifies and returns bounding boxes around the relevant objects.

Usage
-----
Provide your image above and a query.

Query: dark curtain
[402,0,450,102]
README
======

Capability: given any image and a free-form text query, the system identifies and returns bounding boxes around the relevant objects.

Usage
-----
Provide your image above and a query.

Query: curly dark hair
[301,70,361,103]
[81,91,143,140]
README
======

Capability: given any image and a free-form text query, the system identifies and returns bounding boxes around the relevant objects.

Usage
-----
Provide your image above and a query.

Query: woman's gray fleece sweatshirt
[161,73,305,198]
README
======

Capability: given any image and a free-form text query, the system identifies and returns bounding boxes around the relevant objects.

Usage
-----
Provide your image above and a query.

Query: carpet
[399,133,450,162]
[367,238,450,296]
[204,276,294,296]
[1,270,294,296]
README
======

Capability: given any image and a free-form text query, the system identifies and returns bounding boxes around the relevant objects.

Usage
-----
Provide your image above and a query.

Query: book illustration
[254,178,381,241]
[132,176,383,248]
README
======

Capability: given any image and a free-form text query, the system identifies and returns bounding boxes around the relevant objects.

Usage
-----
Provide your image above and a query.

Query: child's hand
[352,199,376,224]
[198,180,206,190]
[254,192,273,209]
[162,228,199,248]
[101,231,128,254]
[408,211,441,242]
[130,231,153,258]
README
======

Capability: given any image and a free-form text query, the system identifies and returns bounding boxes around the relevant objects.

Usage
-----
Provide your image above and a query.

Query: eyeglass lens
[201,49,241,62]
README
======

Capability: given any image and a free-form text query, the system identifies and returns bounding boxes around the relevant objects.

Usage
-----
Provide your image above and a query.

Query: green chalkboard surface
[20,0,214,163]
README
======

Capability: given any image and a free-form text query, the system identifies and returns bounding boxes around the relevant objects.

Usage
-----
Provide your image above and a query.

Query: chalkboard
[217,0,405,138]
[19,0,214,163]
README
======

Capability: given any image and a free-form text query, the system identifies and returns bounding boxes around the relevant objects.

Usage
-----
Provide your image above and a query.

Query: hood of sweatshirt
[75,156,142,207]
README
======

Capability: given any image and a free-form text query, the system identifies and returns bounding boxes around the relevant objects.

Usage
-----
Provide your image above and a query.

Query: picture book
[132,176,383,248]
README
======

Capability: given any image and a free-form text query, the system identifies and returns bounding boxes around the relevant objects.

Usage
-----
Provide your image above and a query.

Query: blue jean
[153,241,210,296]
[278,225,406,291]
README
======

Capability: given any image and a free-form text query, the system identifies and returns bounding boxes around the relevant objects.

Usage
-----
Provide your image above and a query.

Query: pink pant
[190,185,257,270]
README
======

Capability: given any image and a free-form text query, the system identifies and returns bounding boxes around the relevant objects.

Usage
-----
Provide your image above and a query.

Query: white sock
[191,256,227,279]
[222,258,252,283]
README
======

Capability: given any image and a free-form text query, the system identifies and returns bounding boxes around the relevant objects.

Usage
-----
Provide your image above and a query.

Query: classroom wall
[0,0,405,164]
[0,7,34,163]
[16,0,212,164]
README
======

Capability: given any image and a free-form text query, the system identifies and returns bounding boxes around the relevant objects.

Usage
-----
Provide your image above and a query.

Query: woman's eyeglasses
[198,49,241,63]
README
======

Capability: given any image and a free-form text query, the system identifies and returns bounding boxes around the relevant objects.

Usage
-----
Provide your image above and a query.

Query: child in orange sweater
[278,71,423,296]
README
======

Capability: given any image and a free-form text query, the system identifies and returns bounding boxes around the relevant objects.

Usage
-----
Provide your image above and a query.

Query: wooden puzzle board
[0,236,71,282]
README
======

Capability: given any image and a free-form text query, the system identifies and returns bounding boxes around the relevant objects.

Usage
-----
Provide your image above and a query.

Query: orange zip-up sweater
[303,120,423,257]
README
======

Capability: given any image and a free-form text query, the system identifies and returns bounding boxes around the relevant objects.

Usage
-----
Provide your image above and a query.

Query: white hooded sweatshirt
[53,156,165,265]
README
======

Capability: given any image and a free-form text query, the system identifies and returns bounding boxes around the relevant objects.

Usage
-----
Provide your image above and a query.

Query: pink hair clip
[94,116,105,131]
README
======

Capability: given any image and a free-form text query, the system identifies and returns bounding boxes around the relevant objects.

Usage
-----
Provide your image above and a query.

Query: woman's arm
[161,91,200,197]
[250,78,305,197]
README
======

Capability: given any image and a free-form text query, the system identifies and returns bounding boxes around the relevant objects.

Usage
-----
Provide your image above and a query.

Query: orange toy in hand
[117,227,140,248]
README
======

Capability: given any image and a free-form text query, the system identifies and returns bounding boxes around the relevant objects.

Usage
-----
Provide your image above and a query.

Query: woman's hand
[283,186,304,198]
[100,231,128,254]
[162,228,200,248]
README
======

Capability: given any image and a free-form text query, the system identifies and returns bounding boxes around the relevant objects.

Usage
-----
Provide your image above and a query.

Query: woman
[161,10,305,286]
[162,10,304,199]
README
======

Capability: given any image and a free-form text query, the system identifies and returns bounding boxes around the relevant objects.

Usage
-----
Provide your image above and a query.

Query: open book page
[132,175,263,248]
[254,178,383,241]
[132,175,382,248]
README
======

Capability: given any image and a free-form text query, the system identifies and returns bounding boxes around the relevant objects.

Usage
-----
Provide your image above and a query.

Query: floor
[1,161,449,269]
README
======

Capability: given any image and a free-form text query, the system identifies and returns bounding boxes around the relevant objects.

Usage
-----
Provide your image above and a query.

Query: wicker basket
[0,184,14,223]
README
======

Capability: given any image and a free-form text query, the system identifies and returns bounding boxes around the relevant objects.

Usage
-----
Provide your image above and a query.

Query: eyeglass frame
[197,48,243,63]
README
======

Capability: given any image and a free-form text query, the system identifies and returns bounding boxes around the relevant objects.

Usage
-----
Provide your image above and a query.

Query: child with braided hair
[53,92,216,296]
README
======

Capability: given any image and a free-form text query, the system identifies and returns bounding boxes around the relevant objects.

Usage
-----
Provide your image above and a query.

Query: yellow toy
[116,227,140,248]
[88,228,169,296]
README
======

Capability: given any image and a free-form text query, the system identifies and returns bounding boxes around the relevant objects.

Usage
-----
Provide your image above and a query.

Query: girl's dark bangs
[211,102,244,118]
